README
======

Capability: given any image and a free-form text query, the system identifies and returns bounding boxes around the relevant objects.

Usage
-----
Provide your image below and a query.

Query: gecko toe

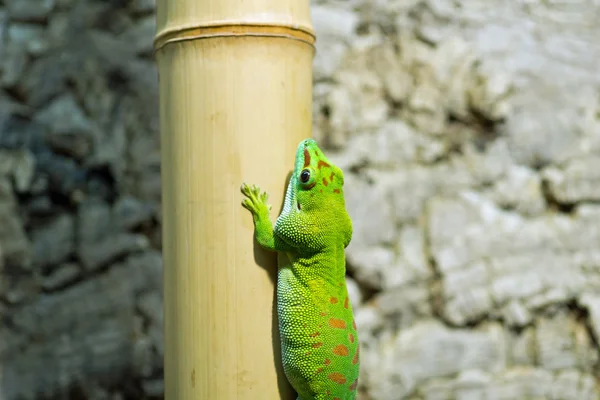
[260,192,269,203]
[241,198,255,212]
[241,183,252,196]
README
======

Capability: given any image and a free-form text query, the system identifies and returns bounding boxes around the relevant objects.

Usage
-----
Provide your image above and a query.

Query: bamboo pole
[154,1,314,399]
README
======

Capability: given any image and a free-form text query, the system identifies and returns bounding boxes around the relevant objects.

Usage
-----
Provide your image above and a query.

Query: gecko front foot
[241,183,277,251]
[241,183,271,217]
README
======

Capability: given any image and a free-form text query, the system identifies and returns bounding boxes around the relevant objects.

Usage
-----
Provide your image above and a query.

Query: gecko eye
[300,169,311,183]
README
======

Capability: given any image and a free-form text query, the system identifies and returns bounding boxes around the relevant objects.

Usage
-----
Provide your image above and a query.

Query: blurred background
[1,0,600,399]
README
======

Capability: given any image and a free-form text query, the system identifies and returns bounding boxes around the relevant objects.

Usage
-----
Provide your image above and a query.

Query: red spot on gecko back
[333,189,341,194]
[328,318,347,329]
[344,297,349,309]
[329,297,338,304]
[320,311,327,316]
[315,367,324,374]
[324,358,331,365]
[350,378,358,391]
[352,319,357,330]
[317,160,331,170]
[322,177,329,186]
[349,333,355,343]
[327,372,347,384]
[309,332,320,337]
[352,346,360,365]
[303,148,311,167]
[312,342,323,348]
[332,344,349,356]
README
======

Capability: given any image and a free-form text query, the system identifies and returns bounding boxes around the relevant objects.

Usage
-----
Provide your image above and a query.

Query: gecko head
[287,138,352,246]
[276,138,353,249]
[293,138,345,207]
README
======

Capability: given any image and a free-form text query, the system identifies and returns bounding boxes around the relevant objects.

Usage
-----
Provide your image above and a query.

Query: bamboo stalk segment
[154,0,314,399]
[155,1,313,50]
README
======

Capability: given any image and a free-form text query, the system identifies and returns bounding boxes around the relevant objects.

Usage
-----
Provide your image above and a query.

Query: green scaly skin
[241,138,359,400]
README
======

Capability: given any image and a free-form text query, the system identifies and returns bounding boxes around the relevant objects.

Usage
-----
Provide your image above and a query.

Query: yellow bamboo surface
[154,0,314,399]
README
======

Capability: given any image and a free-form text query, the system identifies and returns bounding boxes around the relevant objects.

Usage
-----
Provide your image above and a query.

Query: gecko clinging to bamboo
[241,138,359,400]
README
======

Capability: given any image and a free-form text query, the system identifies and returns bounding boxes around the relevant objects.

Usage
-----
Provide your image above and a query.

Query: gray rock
[142,379,164,397]
[369,43,414,103]
[78,233,150,271]
[375,282,432,329]
[551,370,599,400]
[36,152,87,199]
[501,300,532,328]
[543,156,600,204]
[36,94,99,160]
[329,65,389,144]
[369,320,506,400]
[22,55,67,107]
[31,213,75,269]
[47,11,70,45]
[339,120,446,168]
[503,103,584,169]
[0,113,48,154]
[353,305,383,340]
[2,251,161,399]
[0,178,31,267]
[344,174,396,249]
[578,293,600,346]
[133,336,154,378]
[406,81,446,136]
[0,148,36,192]
[508,327,535,366]
[6,0,55,22]
[0,42,28,88]
[77,197,113,245]
[42,263,80,291]
[1,264,40,304]
[311,4,358,80]
[86,29,136,73]
[137,291,164,358]
[112,195,155,231]
[347,245,394,289]
[119,15,155,56]
[25,195,54,216]
[130,0,156,14]
[346,276,363,309]
[535,313,597,372]
[490,165,546,216]
[454,370,492,400]
[7,23,49,55]
[491,368,554,399]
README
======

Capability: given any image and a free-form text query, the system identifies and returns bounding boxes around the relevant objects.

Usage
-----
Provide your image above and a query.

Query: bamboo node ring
[154,23,316,51]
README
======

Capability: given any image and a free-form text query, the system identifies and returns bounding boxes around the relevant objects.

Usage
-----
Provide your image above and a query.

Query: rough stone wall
[1,0,162,398]
[1,0,599,399]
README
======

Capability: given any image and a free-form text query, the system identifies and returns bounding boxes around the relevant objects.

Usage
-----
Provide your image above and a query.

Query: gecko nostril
[297,201,301,210]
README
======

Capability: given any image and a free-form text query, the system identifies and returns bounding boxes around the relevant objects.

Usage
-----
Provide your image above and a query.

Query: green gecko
[241,138,359,400]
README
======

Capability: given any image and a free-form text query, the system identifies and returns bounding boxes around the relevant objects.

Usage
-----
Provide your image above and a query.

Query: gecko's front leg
[241,183,277,251]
